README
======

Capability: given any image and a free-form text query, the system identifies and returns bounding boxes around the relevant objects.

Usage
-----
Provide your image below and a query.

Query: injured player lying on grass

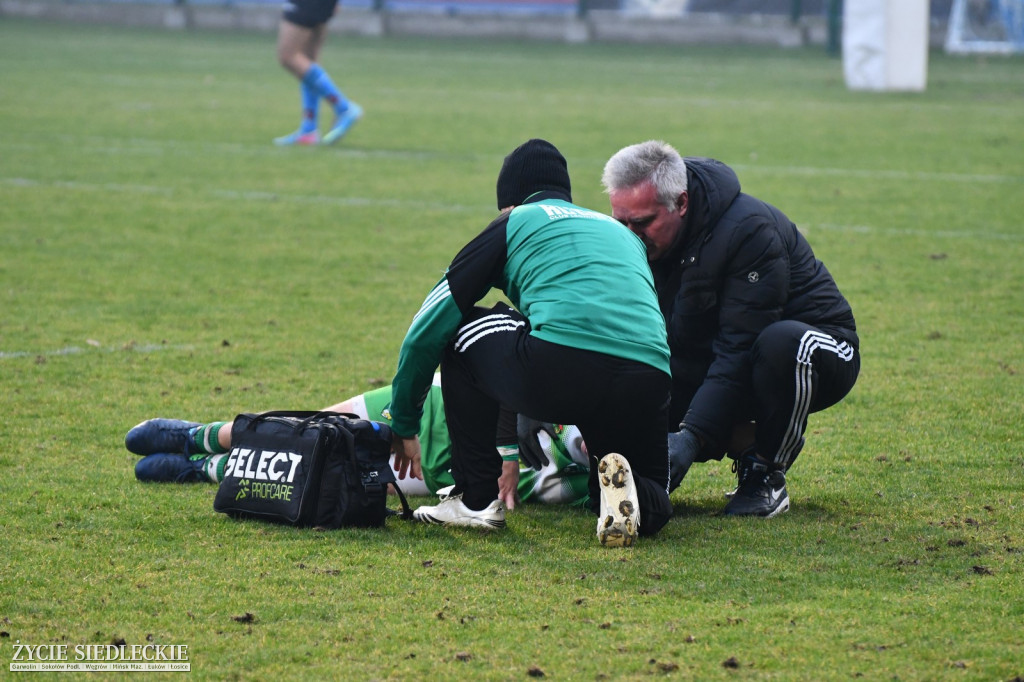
[125,377,698,509]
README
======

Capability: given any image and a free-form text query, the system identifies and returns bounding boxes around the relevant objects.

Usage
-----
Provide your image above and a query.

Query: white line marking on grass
[730,164,1024,185]
[4,132,1024,186]
[5,145,1023,189]
[208,188,480,212]
[2,177,174,196]
[0,176,485,213]
[0,343,197,361]
[2,136,486,163]
[806,222,1024,242]
[6,177,1023,243]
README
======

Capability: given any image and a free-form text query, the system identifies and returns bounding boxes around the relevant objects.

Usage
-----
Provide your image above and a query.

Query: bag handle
[389,482,414,521]
[328,417,412,521]
[243,410,361,433]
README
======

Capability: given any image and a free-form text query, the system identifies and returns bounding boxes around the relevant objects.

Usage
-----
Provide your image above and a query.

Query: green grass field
[2,17,1023,680]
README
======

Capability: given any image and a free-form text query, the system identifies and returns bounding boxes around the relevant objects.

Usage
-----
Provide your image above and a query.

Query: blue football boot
[273,129,320,146]
[322,102,363,145]
[125,418,202,456]
[134,454,209,483]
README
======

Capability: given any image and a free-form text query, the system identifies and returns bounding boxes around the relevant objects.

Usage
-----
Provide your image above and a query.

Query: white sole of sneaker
[412,501,506,530]
[763,494,790,518]
[724,492,791,518]
[413,511,505,530]
[596,453,639,547]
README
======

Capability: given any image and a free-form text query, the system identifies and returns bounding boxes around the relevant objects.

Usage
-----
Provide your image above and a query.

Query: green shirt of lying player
[125,376,591,508]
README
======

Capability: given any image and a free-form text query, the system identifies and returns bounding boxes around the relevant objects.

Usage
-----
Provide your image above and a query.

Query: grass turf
[2,18,1023,680]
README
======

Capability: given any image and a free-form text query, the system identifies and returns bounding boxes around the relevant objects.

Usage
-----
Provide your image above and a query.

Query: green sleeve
[390,276,465,438]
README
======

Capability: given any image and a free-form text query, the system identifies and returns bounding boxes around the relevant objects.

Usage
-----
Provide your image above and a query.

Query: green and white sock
[190,422,229,454]
[191,454,228,484]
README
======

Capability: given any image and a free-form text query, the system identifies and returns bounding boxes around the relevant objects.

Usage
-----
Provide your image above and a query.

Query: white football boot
[596,453,640,547]
[413,491,506,530]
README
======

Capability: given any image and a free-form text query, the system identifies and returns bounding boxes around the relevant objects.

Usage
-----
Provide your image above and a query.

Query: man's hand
[517,415,556,469]
[497,460,520,510]
[669,428,703,492]
[392,434,423,481]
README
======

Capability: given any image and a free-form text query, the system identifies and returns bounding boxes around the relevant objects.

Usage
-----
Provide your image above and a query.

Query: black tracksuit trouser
[440,304,673,536]
[679,319,860,470]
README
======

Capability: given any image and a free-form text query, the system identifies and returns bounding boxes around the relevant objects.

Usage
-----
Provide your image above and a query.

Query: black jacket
[653,157,858,446]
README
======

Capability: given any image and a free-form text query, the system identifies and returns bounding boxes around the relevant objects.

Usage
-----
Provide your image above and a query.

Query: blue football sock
[303,63,350,116]
[299,80,319,134]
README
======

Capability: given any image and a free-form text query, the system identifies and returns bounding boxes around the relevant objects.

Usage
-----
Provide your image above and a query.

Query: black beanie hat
[495,139,572,210]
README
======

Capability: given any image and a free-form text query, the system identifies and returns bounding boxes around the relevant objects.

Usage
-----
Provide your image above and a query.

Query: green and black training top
[390,191,670,438]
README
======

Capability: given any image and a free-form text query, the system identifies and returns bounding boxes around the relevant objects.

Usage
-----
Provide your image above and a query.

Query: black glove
[516,415,557,470]
[669,428,702,492]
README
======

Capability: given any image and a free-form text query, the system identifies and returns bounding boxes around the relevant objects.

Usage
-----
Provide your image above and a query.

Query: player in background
[272,0,362,146]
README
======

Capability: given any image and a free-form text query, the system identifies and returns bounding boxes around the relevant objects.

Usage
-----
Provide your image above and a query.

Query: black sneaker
[723,455,790,517]
[134,453,209,483]
[125,418,201,456]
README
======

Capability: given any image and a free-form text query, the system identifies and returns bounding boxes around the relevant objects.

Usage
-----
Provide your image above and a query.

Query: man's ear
[676,191,689,217]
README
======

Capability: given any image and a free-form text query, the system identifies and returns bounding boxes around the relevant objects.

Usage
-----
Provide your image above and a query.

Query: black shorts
[282,0,340,28]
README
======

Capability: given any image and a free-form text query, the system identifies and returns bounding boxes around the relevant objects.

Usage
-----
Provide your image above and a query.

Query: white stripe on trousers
[453,313,525,353]
[775,330,854,469]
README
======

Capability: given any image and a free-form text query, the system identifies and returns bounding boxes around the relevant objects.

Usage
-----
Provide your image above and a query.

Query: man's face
[609,181,687,262]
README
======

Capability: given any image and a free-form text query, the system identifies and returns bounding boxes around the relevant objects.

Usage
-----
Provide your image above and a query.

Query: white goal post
[946,0,1024,54]
[843,0,929,91]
